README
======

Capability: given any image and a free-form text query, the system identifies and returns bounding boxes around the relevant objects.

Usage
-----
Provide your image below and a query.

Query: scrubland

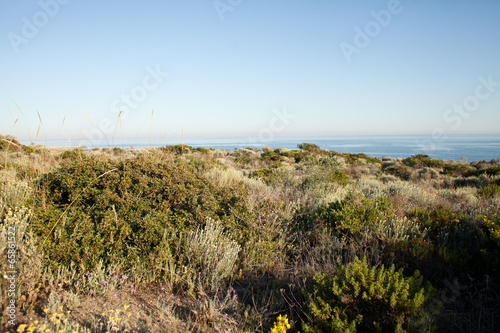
[1,135,500,332]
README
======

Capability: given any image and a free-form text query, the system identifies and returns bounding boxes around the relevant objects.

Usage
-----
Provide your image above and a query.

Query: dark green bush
[302,256,434,333]
[466,166,500,178]
[442,164,470,177]
[161,144,192,154]
[384,165,411,180]
[280,150,304,163]
[33,155,247,271]
[298,143,321,152]
[60,148,85,160]
[193,147,210,154]
[403,154,444,169]
[478,184,500,199]
[260,149,283,162]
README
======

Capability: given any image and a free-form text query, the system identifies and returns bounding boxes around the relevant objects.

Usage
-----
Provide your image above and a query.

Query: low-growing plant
[302,256,434,333]
[318,194,394,234]
[184,218,241,292]
[478,184,500,199]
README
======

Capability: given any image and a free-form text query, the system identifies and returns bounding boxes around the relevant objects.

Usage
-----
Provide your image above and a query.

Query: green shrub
[466,166,500,177]
[302,256,434,333]
[193,147,210,154]
[251,168,274,183]
[162,144,193,154]
[408,205,462,232]
[318,194,393,234]
[442,164,470,177]
[355,153,381,165]
[477,184,500,199]
[384,165,411,180]
[328,169,349,186]
[298,143,321,152]
[260,149,283,162]
[60,148,85,160]
[481,216,500,274]
[32,155,247,272]
[281,150,304,163]
[402,154,444,169]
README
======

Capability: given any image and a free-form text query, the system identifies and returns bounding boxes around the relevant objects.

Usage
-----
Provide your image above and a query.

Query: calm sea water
[27,134,500,162]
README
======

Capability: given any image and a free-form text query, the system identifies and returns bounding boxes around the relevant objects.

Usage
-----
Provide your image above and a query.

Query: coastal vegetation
[1,135,499,332]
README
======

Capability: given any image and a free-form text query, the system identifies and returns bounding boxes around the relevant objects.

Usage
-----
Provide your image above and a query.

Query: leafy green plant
[478,184,500,199]
[303,256,434,333]
[384,165,411,180]
[33,155,247,272]
[161,144,193,154]
[298,143,320,152]
[318,194,394,234]
[59,148,85,160]
[328,169,349,186]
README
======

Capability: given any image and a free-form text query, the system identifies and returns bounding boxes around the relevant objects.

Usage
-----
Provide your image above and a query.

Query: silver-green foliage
[370,217,428,244]
[185,218,240,292]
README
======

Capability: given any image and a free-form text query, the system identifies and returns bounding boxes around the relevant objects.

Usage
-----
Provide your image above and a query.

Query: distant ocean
[26,134,500,162]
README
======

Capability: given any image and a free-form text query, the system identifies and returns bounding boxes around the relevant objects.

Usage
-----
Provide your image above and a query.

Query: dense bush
[59,148,85,160]
[478,184,500,199]
[161,144,193,154]
[384,165,412,180]
[403,154,444,169]
[466,166,500,177]
[328,169,349,186]
[302,256,434,333]
[318,194,394,234]
[33,155,248,271]
[298,142,321,152]
[442,164,470,177]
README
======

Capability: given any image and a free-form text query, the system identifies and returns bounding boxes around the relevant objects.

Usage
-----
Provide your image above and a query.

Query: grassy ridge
[1,137,499,332]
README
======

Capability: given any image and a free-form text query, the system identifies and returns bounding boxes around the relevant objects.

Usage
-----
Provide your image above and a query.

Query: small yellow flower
[43,308,49,313]
[17,324,27,332]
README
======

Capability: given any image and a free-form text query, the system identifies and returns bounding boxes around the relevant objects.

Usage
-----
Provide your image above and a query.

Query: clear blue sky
[2,0,500,144]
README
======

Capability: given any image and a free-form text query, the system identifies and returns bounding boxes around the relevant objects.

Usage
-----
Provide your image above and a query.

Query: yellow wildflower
[270,314,291,333]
